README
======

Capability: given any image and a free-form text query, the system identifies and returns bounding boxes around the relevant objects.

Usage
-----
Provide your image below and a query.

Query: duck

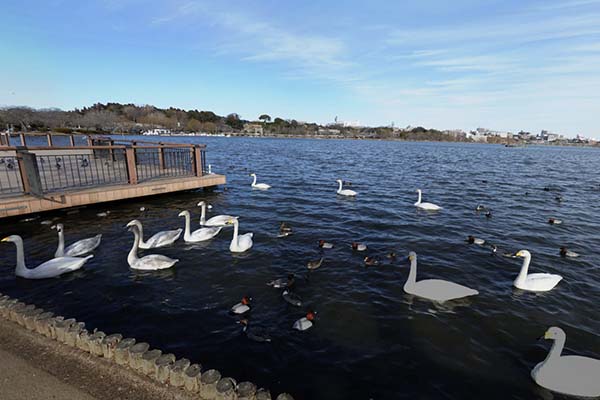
[555,195,563,202]
[364,256,379,266]
[336,179,357,197]
[475,204,487,212]
[307,257,324,270]
[466,235,486,246]
[231,296,252,314]
[318,240,334,249]
[351,242,368,252]
[512,250,562,292]
[52,223,102,257]
[96,211,110,217]
[267,273,295,289]
[293,310,316,331]
[387,252,397,261]
[250,173,271,190]
[1,235,93,279]
[485,210,493,218]
[178,210,221,242]
[548,218,562,225]
[531,327,600,397]
[197,201,236,227]
[559,247,580,258]
[126,225,178,271]
[126,220,181,249]
[282,290,302,307]
[403,252,479,303]
[225,218,253,253]
[277,222,293,237]
[414,189,441,211]
[238,319,271,343]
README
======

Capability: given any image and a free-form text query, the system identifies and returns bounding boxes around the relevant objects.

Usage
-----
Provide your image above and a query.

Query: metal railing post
[158,143,166,169]
[20,132,26,146]
[125,145,138,185]
[69,135,75,147]
[46,133,53,146]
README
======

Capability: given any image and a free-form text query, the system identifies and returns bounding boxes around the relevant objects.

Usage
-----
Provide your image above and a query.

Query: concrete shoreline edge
[0,293,294,400]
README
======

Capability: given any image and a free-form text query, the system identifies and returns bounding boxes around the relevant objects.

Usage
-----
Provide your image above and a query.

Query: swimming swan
[250,173,271,190]
[513,250,562,292]
[336,179,357,197]
[52,223,101,257]
[126,220,181,249]
[531,327,600,397]
[197,201,237,227]
[225,218,253,253]
[178,210,221,242]
[1,235,93,279]
[414,189,441,211]
[403,252,479,302]
[126,225,178,270]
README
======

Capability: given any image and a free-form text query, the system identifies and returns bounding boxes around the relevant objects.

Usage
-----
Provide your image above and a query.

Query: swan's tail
[84,255,94,261]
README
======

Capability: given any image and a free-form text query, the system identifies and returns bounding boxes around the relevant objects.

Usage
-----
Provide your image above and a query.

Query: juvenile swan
[52,223,101,257]
[250,173,271,190]
[513,250,562,292]
[403,252,478,302]
[2,235,92,279]
[126,220,181,249]
[531,327,600,397]
[336,179,357,197]
[126,225,178,270]
[414,189,441,211]
[178,210,221,242]
[225,218,253,253]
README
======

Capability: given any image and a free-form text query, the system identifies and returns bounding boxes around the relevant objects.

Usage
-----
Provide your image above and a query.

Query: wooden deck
[0,174,226,218]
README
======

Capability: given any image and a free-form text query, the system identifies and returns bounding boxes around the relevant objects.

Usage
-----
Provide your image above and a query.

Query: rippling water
[1,136,599,399]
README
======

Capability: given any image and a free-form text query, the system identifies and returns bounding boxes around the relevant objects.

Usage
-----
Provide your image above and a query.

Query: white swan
[126,220,181,249]
[250,173,271,190]
[336,179,357,197]
[52,223,102,257]
[513,250,562,292]
[1,235,93,279]
[197,201,237,227]
[532,327,600,397]
[178,210,221,242]
[404,252,479,302]
[225,218,253,253]
[126,225,178,270]
[414,189,441,211]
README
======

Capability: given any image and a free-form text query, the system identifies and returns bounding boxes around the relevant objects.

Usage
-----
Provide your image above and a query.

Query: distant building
[142,128,171,135]
[242,123,264,135]
[444,129,467,139]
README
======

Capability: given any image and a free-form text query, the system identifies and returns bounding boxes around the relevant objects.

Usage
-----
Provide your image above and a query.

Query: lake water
[1,136,599,399]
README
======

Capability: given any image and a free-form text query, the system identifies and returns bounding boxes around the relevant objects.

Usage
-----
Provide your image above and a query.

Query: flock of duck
[1,172,599,397]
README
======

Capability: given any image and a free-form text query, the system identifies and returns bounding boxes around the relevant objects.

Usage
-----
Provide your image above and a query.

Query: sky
[1,0,600,138]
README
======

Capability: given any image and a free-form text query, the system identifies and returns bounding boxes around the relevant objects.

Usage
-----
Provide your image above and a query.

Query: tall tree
[259,114,271,123]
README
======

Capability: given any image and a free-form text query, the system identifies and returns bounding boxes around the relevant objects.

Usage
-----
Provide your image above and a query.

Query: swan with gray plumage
[52,223,101,257]
[1,235,93,279]
[126,219,181,249]
[126,225,178,270]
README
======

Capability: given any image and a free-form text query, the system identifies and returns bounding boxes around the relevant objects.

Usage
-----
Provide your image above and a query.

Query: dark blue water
[1,136,599,399]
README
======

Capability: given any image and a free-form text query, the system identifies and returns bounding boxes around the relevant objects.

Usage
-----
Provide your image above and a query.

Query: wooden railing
[0,133,207,197]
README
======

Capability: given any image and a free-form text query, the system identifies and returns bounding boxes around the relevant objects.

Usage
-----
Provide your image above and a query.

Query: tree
[225,113,243,130]
[259,114,271,123]
[186,118,202,132]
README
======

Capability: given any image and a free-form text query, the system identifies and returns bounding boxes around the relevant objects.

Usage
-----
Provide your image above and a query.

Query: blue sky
[2,0,600,137]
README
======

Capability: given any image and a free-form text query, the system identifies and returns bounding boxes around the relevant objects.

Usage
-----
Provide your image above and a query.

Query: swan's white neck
[231,219,239,245]
[199,203,206,225]
[55,229,65,257]
[134,222,148,247]
[337,180,343,193]
[128,228,140,265]
[405,258,418,288]
[514,254,531,287]
[182,212,192,240]
[251,175,257,186]
[11,237,30,277]
[208,164,212,174]
[541,333,566,367]
[415,190,422,205]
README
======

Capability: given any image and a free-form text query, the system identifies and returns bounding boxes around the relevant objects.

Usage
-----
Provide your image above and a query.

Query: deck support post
[46,133,53,146]
[69,135,75,147]
[19,133,26,146]
[158,143,166,170]
[193,145,203,177]
[125,145,138,185]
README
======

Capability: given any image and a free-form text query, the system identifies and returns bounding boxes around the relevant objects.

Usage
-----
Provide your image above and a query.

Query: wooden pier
[0,133,225,218]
